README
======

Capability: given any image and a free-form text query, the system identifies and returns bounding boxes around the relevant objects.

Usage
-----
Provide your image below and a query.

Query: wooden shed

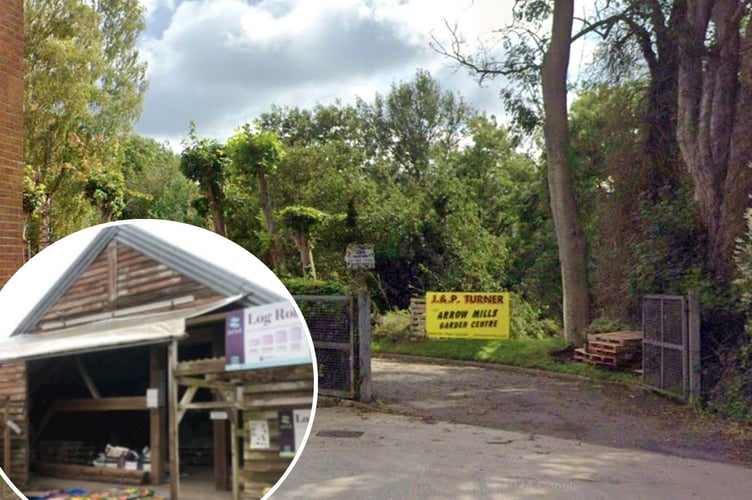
[0,221,316,499]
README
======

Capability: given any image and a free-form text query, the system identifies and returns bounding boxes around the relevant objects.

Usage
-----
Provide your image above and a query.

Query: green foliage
[23,0,147,253]
[510,294,561,339]
[587,317,633,334]
[226,125,284,177]
[283,277,348,296]
[120,134,204,224]
[372,310,413,342]
[23,165,46,215]
[83,167,127,221]
[180,123,228,197]
[279,206,328,236]
[734,209,752,308]
[180,122,229,234]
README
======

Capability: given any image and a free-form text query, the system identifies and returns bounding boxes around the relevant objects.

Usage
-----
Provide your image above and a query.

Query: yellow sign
[425,292,510,339]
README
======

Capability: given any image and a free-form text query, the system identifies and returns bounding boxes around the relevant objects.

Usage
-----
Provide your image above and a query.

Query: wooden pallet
[409,297,426,339]
[574,346,641,368]
[587,331,643,345]
[587,340,641,355]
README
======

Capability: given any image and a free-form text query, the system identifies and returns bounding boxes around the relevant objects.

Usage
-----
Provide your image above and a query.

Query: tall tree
[541,0,589,344]
[180,122,229,236]
[23,0,147,254]
[279,206,328,279]
[226,125,285,271]
[361,69,470,183]
[435,1,589,343]
[676,0,752,283]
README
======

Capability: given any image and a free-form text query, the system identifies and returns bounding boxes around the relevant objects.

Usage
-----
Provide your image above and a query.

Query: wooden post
[212,339,229,491]
[168,341,180,499]
[230,409,239,500]
[358,290,372,402]
[150,346,165,484]
[687,290,701,403]
[4,399,10,473]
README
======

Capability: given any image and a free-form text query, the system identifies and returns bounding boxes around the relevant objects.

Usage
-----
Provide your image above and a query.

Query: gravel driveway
[371,356,752,465]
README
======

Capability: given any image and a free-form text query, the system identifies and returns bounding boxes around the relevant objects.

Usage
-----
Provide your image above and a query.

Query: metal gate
[642,294,700,400]
[295,295,356,398]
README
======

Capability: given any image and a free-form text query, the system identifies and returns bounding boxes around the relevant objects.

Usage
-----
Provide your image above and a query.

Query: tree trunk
[205,188,226,238]
[676,0,752,283]
[290,231,316,280]
[541,0,589,345]
[256,170,280,271]
[642,0,686,196]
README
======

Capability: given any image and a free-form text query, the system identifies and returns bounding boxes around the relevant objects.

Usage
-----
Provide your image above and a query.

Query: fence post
[358,290,372,402]
[687,290,701,403]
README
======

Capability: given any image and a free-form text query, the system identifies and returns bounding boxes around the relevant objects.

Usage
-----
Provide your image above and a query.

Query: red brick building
[0,0,28,486]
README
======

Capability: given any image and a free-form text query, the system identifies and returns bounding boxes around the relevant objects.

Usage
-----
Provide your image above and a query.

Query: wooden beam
[168,340,180,500]
[52,397,146,412]
[231,410,239,500]
[214,419,229,491]
[176,386,198,426]
[176,376,232,391]
[75,357,101,399]
[179,401,233,411]
[4,400,10,473]
[210,388,238,427]
[212,338,230,492]
[107,240,118,306]
[174,358,226,376]
[149,345,165,484]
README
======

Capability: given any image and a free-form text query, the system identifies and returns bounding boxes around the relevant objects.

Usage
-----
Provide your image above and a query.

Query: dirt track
[370,356,752,465]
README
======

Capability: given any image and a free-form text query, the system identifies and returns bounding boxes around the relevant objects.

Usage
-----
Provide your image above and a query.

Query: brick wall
[0,0,24,282]
[0,0,28,488]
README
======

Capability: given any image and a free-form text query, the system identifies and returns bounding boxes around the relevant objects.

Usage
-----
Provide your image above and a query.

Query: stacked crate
[573,331,643,369]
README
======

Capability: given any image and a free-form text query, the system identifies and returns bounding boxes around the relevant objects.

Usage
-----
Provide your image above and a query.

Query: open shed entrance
[25,318,234,493]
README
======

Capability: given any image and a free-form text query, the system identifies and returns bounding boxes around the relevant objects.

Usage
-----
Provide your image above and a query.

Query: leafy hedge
[283,277,348,296]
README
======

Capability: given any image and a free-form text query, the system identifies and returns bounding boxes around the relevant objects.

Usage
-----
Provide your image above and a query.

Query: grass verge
[372,337,640,385]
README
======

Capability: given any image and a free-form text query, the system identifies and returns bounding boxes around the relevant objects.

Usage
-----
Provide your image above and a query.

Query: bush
[373,310,413,342]
[283,277,348,296]
[509,293,560,339]
[587,317,634,335]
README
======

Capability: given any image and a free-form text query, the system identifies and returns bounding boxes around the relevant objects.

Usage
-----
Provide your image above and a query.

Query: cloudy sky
[135,0,594,148]
[133,0,508,146]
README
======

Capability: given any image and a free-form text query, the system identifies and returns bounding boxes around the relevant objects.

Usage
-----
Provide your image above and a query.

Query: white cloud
[135,0,511,146]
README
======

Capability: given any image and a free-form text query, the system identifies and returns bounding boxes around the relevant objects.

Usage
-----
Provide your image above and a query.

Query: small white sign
[210,411,228,420]
[146,388,160,409]
[249,420,270,450]
[345,244,375,270]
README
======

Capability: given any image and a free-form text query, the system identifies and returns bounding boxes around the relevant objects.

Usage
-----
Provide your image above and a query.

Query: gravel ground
[370,356,752,465]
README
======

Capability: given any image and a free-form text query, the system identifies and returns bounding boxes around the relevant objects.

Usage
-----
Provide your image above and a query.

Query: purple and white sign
[225,301,311,371]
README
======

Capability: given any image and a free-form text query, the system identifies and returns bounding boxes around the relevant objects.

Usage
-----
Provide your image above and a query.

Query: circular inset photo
[0,219,317,500]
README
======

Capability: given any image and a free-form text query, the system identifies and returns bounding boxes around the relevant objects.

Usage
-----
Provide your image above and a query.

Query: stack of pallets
[573,331,643,369]
[409,297,426,340]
